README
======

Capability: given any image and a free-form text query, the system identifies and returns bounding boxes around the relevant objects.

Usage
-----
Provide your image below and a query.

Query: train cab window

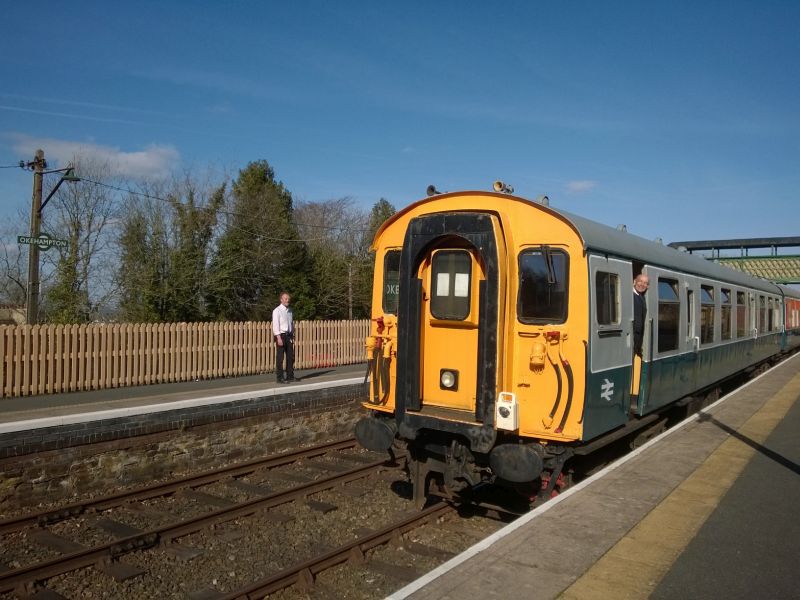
[382,250,401,314]
[736,291,747,337]
[700,285,715,345]
[657,278,680,352]
[721,288,732,341]
[430,250,472,320]
[518,248,568,323]
[595,271,619,325]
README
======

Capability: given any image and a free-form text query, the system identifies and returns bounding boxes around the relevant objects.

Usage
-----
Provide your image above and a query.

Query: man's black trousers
[276,333,294,381]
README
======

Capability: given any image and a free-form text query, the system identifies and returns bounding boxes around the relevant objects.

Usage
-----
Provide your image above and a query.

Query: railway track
[3,361,784,598]
[0,438,365,535]
[0,439,403,597]
[217,501,456,599]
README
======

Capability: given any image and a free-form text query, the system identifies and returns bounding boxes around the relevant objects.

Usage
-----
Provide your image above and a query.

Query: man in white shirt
[272,291,295,383]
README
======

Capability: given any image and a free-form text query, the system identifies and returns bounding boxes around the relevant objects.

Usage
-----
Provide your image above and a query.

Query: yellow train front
[355,185,798,508]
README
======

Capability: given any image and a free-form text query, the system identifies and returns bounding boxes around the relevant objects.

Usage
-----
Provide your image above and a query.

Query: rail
[0,450,399,595]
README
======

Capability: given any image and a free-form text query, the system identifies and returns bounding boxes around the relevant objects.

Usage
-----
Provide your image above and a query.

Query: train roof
[379,190,799,298]
[551,205,793,296]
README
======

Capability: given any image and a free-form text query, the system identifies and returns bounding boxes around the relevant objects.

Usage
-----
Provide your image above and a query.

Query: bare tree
[0,206,29,305]
[294,198,372,319]
[41,155,121,323]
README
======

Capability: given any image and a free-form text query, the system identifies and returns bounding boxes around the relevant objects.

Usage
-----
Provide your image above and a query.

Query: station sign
[17,233,68,251]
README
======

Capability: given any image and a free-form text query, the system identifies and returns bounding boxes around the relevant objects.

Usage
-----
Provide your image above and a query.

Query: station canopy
[667,236,800,285]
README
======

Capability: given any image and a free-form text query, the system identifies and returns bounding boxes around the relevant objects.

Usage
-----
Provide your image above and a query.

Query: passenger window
[768,298,775,331]
[700,285,715,344]
[382,250,401,314]
[430,250,471,320]
[595,271,620,326]
[721,288,731,341]
[759,296,767,333]
[518,248,568,323]
[774,299,781,331]
[657,278,680,352]
[736,291,747,337]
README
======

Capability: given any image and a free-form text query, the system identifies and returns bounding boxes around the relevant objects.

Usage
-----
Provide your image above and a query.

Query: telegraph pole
[26,149,45,325]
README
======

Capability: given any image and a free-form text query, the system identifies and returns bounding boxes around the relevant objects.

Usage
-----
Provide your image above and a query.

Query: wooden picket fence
[0,320,370,398]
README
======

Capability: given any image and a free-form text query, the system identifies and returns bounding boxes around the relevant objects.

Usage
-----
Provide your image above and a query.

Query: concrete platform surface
[0,362,367,431]
[392,353,800,600]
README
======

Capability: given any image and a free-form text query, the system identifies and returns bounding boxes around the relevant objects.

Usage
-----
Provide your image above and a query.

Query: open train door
[586,255,633,435]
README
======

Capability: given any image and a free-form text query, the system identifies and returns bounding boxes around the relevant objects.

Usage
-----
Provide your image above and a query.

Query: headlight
[440,369,458,391]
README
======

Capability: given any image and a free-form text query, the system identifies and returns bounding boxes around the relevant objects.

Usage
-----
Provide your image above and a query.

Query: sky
[1,1,798,247]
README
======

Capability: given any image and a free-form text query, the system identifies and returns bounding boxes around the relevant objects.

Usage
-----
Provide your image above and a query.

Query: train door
[683,275,700,395]
[418,248,485,411]
[587,256,632,430]
[394,211,504,432]
[639,268,693,410]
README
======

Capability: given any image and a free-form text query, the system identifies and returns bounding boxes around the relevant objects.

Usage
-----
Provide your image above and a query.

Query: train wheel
[540,471,569,498]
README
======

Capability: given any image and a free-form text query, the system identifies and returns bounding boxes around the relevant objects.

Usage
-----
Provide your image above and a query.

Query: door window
[430,250,472,320]
[700,285,715,345]
[736,291,747,337]
[768,297,775,331]
[657,278,679,352]
[595,271,620,325]
[721,288,732,340]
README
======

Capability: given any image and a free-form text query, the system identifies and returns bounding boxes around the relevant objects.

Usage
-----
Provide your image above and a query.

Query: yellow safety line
[559,371,800,600]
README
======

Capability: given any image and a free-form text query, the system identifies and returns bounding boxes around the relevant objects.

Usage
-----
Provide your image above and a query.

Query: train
[355,183,800,508]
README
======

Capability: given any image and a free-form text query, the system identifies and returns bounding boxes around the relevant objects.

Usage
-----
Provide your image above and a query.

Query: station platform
[0,363,367,458]
[392,352,800,600]
[0,363,366,431]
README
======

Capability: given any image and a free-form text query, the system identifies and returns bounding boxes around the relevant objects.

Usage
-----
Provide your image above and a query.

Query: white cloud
[205,103,233,115]
[0,93,168,117]
[2,242,19,255]
[9,134,179,179]
[565,180,598,194]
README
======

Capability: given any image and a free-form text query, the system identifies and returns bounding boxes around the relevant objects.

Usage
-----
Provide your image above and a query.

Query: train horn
[426,184,441,196]
[493,180,514,194]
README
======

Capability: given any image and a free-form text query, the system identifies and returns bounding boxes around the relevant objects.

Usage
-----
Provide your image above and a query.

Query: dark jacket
[633,291,647,355]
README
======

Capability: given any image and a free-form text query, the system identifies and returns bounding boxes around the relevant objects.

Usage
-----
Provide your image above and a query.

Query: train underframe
[357,352,788,511]
[403,431,574,510]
